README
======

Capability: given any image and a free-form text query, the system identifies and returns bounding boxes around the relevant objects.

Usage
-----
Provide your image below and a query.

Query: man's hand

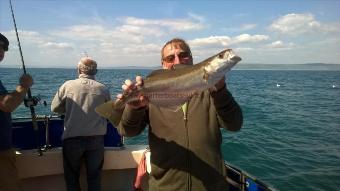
[19,74,33,89]
[116,76,148,109]
[210,76,226,92]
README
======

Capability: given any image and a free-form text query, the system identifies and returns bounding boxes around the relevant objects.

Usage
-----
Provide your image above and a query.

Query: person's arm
[0,74,33,113]
[118,105,147,137]
[51,84,66,114]
[117,76,148,137]
[210,79,243,131]
[0,85,29,112]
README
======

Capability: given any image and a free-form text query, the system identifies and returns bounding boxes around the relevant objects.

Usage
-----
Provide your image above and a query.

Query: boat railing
[12,116,123,153]
[225,162,275,191]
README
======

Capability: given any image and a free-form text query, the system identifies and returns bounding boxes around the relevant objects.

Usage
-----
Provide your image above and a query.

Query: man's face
[0,47,5,62]
[161,43,193,69]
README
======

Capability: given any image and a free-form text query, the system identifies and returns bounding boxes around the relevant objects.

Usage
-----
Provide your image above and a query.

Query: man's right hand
[116,76,148,109]
[19,74,33,89]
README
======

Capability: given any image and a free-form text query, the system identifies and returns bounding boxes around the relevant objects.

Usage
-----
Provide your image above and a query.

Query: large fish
[96,49,241,126]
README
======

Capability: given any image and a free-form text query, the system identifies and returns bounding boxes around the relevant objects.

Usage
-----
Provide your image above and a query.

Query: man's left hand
[210,76,226,92]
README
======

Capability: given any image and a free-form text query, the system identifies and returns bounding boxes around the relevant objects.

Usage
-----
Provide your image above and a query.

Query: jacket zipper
[182,102,190,191]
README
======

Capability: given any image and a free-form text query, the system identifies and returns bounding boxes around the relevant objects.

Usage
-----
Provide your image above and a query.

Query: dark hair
[0,33,9,51]
[161,38,192,59]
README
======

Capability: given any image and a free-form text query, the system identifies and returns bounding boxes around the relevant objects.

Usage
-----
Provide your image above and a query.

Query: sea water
[1,67,339,191]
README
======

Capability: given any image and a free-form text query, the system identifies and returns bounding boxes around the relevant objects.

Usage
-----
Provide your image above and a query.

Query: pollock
[95,49,241,126]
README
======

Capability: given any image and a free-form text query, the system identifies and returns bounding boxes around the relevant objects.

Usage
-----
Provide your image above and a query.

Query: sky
[1,0,340,68]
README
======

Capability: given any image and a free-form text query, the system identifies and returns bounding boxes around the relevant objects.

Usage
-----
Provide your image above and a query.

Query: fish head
[214,49,241,70]
[203,49,241,85]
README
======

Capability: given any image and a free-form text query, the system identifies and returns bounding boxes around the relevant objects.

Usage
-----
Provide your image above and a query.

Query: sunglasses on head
[162,51,191,63]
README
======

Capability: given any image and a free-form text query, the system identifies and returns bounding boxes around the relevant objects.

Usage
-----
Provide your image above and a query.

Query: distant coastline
[1,63,340,70]
[234,63,340,70]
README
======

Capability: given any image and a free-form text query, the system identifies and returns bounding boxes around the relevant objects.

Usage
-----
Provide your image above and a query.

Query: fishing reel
[24,95,47,107]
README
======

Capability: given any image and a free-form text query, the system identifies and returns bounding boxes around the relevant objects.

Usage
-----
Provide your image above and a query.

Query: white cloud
[51,25,109,41]
[269,13,340,35]
[235,47,254,52]
[49,15,205,47]
[40,42,73,50]
[3,10,339,67]
[189,34,269,49]
[121,43,160,55]
[117,25,164,37]
[3,15,206,67]
[232,34,269,44]
[322,23,340,33]
[8,30,46,46]
[6,30,74,53]
[119,16,205,32]
[266,41,295,49]
[3,14,209,68]
[188,34,270,62]
[189,36,231,48]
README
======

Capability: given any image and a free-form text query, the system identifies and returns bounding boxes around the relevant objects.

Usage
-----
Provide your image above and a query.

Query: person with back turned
[51,57,110,191]
[0,33,34,191]
[117,38,243,191]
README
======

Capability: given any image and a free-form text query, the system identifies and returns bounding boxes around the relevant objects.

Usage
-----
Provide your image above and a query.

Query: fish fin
[95,101,123,127]
[95,101,115,119]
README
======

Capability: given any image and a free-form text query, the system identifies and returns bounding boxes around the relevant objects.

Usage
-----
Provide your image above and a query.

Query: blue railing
[12,116,122,150]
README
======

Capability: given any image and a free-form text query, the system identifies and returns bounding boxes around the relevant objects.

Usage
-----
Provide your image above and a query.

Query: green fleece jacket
[118,87,243,191]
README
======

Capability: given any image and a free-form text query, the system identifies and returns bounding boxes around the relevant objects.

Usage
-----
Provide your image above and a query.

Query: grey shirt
[51,74,111,140]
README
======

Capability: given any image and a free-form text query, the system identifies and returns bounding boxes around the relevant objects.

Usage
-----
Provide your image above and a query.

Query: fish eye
[218,53,224,59]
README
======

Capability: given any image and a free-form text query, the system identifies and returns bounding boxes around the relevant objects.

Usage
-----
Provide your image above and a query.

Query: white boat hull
[16,145,149,191]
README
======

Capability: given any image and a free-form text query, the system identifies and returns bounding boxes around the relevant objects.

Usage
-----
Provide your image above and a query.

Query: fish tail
[95,100,125,127]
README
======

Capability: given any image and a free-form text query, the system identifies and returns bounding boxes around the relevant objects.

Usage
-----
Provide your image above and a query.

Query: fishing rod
[9,0,43,156]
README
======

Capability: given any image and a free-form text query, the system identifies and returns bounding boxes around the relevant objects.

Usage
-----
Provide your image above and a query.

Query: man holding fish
[98,38,243,190]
